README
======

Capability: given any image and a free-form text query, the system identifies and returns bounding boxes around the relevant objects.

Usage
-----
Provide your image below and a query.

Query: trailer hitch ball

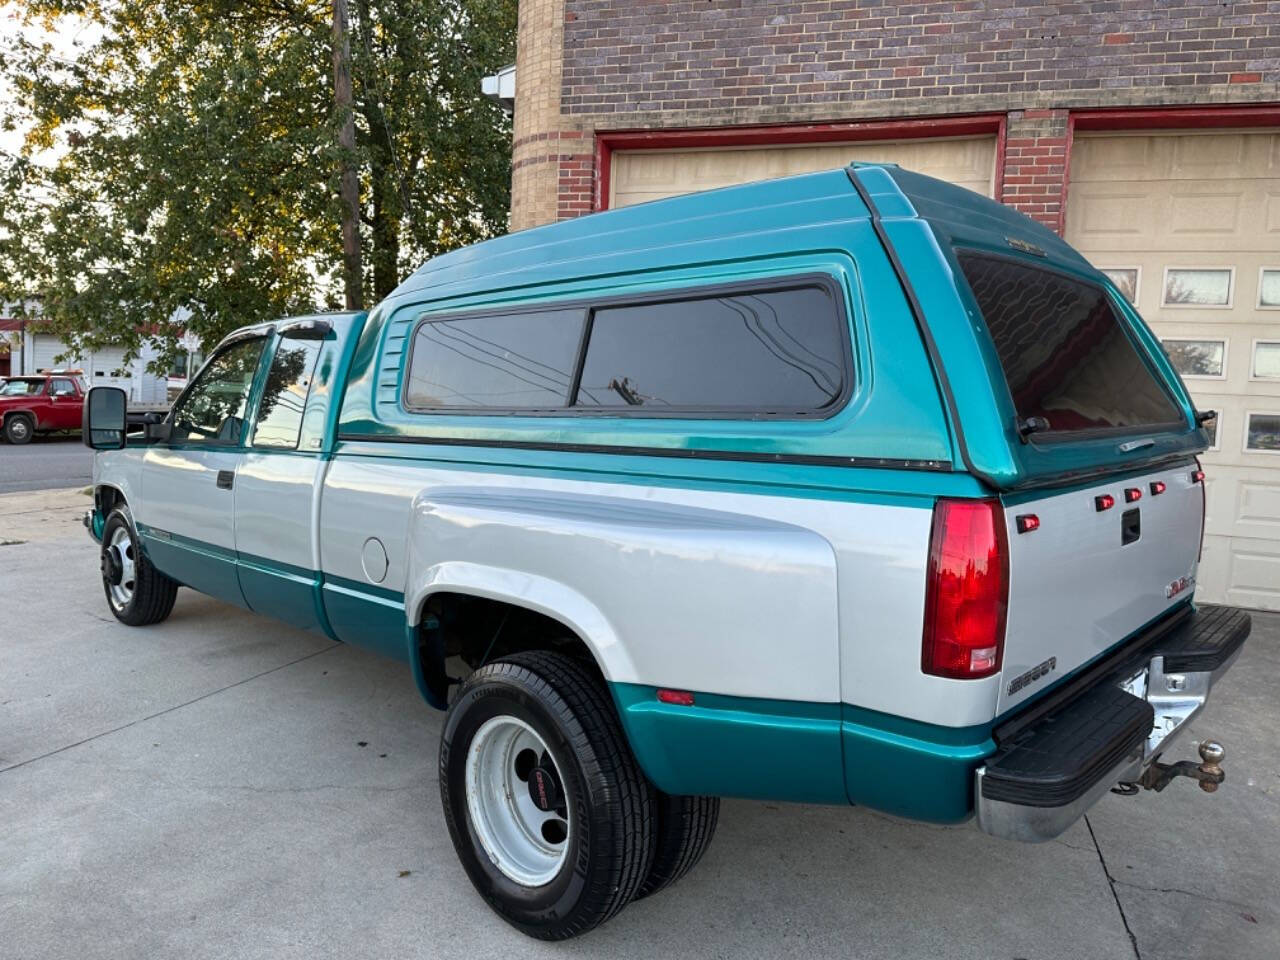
[1198,740,1225,794]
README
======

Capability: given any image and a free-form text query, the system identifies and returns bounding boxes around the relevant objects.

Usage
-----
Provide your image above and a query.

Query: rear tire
[100,505,178,626]
[4,414,33,445]
[439,650,655,940]
[635,792,720,899]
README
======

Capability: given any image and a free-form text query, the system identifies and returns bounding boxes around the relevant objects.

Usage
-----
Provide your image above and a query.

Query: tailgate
[997,463,1203,716]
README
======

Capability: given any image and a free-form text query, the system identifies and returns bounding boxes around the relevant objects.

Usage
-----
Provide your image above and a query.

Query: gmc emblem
[1166,575,1195,599]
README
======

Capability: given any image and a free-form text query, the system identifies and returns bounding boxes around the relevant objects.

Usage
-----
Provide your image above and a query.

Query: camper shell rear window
[958,252,1183,437]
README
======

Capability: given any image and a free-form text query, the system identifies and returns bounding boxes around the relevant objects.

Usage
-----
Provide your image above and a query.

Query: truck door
[48,377,81,430]
[232,328,328,632]
[136,333,269,607]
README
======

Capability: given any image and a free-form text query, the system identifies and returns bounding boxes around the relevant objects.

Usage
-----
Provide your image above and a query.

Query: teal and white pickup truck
[83,164,1249,940]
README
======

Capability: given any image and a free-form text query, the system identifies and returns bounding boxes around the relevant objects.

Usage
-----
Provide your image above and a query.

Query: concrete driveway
[2,489,1277,960]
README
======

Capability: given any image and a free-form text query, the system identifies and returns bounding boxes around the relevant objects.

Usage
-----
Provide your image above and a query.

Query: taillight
[922,498,1009,680]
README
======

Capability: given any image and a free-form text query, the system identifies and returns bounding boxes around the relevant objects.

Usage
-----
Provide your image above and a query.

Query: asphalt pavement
[0,435,92,493]
[1,490,1277,960]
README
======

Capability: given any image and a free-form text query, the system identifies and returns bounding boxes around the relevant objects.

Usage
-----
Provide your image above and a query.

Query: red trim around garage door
[594,114,1008,212]
[1062,103,1280,234]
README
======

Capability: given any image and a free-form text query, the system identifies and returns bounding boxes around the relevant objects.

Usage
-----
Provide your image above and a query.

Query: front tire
[440,651,655,940]
[4,414,33,444]
[100,505,178,626]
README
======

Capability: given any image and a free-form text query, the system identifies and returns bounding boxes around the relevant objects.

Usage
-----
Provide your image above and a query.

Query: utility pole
[332,0,363,310]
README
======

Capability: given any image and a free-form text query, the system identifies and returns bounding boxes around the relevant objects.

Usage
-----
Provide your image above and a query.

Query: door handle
[216,470,234,490]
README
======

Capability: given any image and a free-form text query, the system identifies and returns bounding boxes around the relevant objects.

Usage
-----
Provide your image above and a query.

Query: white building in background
[1,317,204,408]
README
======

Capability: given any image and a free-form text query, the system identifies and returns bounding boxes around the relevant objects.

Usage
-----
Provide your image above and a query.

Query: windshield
[0,379,44,396]
[959,253,1183,435]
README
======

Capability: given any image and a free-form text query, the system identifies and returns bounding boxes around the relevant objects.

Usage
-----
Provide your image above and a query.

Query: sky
[0,3,101,158]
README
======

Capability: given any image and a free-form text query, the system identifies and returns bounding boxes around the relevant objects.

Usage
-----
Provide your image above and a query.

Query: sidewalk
[0,487,93,544]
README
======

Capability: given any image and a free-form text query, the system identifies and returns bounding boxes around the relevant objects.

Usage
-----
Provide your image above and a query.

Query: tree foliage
[0,0,515,367]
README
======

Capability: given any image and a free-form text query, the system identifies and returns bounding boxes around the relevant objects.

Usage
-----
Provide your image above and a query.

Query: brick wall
[509,0,1280,230]
[562,0,1280,116]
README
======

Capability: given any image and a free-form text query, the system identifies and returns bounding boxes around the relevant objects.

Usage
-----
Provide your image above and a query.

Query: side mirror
[82,386,128,450]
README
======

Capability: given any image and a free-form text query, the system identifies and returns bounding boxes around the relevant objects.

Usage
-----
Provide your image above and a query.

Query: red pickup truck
[0,372,89,444]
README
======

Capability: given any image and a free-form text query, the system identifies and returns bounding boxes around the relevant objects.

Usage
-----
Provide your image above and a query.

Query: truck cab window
[253,338,323,449]
[169,337,266,445]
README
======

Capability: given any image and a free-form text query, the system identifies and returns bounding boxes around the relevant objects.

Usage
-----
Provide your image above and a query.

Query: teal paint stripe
[611,683,847,804]
[136,523,237,562]
[324,573,405,605]
[611,683,997,818]
[237,549,315,584]
[841,706,991,824]
[841,702,994,747]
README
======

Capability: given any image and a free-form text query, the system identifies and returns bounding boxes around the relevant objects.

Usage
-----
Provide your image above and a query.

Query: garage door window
[1246,413,1280,453]
[1163,339,1226,379]
[1252,342,1280,380]
[959,253,1183,435]
[574,285,846,415]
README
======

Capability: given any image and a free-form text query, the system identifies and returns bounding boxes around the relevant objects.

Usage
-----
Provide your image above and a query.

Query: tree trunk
[332,0,363,310]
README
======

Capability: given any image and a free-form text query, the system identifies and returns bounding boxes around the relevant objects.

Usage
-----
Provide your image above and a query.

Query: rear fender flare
[405,560,634,693]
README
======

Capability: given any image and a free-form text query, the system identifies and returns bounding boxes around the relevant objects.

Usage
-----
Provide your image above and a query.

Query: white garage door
[609,135,997,208]
[1066,130,1280,610]
[32,334,73,372]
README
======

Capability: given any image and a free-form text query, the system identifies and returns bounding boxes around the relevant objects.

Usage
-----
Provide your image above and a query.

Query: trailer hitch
[1115,740,1226,795]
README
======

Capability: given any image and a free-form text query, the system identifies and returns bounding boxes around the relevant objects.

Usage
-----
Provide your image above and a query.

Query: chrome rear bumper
[975,605,1248,843]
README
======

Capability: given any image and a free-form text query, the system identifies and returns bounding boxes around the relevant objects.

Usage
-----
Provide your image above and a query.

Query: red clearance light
[1191,469,1205,483]
[1125,487,1142,503]
[1150,481,1167,496]
[1015,514,1040,534]
[656,689,695,706]
[921,499,1008,680]
[1095,494,1115,511]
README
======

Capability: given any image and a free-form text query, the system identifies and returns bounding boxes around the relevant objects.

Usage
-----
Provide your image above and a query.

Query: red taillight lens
[1150,481,1166,496]
[1125,487,1142,503]
[1095,494,1115,511]
[922,499,1009,680]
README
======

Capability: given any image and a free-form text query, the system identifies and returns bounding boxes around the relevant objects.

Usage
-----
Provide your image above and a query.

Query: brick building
[499,0,1280,609]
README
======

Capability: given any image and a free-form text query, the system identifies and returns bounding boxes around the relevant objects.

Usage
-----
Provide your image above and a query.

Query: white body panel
[320,450,1002,726]
[999,464,1203,716]
[234,452,321,570]
[137,446,240,550]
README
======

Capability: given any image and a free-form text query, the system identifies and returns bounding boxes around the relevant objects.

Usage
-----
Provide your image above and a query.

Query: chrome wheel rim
[106,525,136,609]
[10,419,29,440]
[465,715,570,887]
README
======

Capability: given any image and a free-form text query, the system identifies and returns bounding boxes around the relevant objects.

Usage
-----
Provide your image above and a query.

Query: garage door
[1066,130,1280,610]
[32,334,73,372]
[609,135,997,208]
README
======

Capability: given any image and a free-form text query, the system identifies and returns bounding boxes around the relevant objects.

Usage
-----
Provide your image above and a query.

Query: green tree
[0,0,515,369]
